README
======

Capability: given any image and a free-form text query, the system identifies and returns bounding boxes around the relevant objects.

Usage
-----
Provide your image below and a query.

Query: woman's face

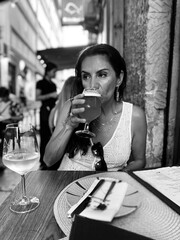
[81,55,120,104]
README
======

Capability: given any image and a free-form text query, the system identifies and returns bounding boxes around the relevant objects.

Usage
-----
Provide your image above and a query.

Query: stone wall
[123,0,172,167]
[145,0,172,167]
[124,0,148,108]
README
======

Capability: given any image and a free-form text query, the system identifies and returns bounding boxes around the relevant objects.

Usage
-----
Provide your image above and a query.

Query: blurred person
[44,44,147,171]
[0,86,23,123]
[49,76,83,133]
[19,86,27,107]
[36,62,58,170]
[18,65,29,107]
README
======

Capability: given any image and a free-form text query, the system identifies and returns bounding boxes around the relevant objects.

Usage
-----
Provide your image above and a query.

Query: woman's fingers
[71,94,85,105]
[69,93,86,121]
[70,115,86,124]
[71,107,84,116]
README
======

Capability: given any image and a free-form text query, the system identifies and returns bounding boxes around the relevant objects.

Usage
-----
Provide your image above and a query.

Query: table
[0,170,179,240]
[0,171,94,240]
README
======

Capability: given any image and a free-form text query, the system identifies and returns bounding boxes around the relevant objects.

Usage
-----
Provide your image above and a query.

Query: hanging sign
[61,0,84,25]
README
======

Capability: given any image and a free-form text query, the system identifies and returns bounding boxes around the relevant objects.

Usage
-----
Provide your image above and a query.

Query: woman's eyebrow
[81,68,109,74]
[97,68,109,72]
[81,70,89,74]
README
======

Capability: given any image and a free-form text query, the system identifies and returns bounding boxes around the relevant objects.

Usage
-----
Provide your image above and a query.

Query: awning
[36,45,89,70]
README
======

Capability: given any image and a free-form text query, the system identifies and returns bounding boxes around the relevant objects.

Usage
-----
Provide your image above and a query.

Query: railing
[20,101,41,131]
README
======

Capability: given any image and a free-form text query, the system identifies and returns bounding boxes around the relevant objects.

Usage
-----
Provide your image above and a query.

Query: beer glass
[76,88,101,138]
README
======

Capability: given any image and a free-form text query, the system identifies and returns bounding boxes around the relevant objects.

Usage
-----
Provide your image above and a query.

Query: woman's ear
[116,71,124,87]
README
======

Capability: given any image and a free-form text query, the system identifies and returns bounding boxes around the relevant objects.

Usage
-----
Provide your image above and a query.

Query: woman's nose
[89,76,99,89]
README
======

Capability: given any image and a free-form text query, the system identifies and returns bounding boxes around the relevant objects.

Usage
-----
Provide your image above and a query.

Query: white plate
[65,176,141,217]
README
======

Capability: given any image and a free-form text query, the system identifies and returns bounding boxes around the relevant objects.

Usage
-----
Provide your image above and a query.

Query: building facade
[0,0,62,101]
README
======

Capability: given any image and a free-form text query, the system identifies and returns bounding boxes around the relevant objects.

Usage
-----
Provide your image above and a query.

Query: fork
[96,181,116,210]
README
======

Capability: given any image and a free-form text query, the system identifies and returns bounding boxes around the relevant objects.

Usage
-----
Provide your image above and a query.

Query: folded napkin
[67,178,128,222]
[67,178,104,218]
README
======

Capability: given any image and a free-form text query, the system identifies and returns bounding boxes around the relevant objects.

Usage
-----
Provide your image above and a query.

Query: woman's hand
[44,93,86,167]
[57,93,86,129]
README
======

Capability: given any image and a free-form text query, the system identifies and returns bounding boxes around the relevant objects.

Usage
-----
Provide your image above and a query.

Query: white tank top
[58,102,133,171]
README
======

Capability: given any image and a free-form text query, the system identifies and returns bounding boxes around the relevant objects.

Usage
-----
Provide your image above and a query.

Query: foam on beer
[83,89,101,97]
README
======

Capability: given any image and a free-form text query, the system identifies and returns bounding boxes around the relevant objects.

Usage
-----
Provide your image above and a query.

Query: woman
[48,76,83,133]
[44,44,147,171]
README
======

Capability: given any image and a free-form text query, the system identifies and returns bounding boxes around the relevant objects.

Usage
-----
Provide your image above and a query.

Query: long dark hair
[65,44,127,158]
[65,77,90,158]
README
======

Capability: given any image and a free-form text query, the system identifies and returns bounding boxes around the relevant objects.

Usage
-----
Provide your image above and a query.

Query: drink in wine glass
[3,151,40,175]
[76,88,101,138]
[2,123,40,213]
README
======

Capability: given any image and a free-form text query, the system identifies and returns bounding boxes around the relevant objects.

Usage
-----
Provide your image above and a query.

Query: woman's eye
[82,74,90,81]
[98,72,107,78]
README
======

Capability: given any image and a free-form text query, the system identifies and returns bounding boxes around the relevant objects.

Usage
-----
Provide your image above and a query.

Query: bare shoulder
[132,105,146,119]
[132,105,147,129]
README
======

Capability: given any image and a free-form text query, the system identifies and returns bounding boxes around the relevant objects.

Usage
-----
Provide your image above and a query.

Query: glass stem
[21,174,27,199]
[84,122,89,130]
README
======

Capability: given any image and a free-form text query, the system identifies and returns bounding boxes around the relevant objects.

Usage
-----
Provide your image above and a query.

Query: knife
[67,178,105,218]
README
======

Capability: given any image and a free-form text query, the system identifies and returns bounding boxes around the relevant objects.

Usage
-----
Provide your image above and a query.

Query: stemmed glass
[76,88,101,138]
[2,123,40,213]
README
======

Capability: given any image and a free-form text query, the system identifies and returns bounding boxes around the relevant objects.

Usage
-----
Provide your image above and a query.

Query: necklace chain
[91,109,120,132]
[90,102,122,133]
[100,110,119,126]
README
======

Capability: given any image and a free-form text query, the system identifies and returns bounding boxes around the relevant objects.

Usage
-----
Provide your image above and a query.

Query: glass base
[10,196,40,213]
[75,130,96,138]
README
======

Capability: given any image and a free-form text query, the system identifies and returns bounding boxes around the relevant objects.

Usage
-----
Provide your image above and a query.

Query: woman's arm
[44,95,86,167]
[125,105,147,171]
[44,100,74,166]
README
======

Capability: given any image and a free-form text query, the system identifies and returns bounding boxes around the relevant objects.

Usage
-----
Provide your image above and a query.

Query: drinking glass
[76,88,101,138]
[2,123,40,213]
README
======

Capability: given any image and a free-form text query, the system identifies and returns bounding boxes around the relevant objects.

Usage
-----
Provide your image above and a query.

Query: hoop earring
[115,86,120,102]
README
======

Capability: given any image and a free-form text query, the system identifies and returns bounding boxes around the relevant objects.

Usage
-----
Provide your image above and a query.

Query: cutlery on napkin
[67,178,128,222]
[80,179,128,222]
[67,178,105,218]
[96,180,116,210]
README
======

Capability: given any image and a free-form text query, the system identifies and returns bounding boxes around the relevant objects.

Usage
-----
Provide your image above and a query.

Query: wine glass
[76,88,101,138]
[2,123,40,213]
